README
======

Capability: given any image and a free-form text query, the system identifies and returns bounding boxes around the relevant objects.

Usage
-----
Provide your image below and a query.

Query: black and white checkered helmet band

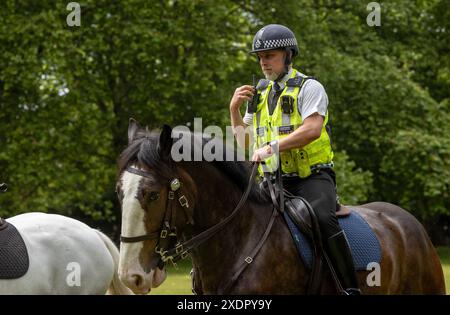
[253,37,297,50]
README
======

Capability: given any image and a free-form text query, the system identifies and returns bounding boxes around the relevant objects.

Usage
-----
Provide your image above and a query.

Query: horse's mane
[118,128,269,204]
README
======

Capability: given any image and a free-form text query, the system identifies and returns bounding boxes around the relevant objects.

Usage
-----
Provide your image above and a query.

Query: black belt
[262,163,334,181]
[310,162,334,173]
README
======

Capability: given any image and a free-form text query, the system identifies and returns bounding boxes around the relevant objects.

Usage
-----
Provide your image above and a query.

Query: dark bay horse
[116,120,445,294]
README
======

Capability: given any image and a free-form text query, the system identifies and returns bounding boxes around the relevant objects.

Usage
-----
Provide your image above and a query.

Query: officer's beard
[263,63,290,81]
[263,69,283,81]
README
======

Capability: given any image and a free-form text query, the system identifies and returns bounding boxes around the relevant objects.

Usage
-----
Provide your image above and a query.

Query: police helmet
[249,24,299,58]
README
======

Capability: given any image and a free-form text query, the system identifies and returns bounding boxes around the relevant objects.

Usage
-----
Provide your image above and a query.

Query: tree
[1,1,448,241]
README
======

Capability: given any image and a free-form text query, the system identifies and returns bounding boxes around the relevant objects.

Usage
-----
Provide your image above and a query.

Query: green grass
[436,246,450,295]
[150,247,450,295]
[151,259,193,295]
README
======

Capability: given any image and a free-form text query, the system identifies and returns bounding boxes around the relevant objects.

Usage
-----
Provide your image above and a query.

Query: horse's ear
[158,124,173,160]
[128,118,141,144]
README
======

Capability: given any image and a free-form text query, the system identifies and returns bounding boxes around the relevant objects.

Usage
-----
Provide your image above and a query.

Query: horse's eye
[149,191,160,201]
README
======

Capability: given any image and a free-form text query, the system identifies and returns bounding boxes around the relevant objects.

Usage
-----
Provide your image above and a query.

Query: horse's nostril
[132,274,143,288]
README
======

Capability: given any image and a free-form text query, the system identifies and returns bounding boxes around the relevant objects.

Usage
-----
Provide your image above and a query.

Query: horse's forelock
[138,137,175,180]
[118,129,175,181]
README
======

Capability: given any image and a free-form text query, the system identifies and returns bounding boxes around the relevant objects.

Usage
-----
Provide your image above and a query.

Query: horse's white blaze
[118,171,147,279]
[118,170,168,293]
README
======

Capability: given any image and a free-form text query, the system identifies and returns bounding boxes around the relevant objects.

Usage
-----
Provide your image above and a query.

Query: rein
[163,162,260,263]
[120,162,278,283]
[119,159,332,294]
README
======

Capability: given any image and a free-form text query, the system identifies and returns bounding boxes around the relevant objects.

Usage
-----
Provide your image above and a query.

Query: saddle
[285,199,351,235]
[283,195,382,295]
[283,196,325,293]
[0,218,30,279]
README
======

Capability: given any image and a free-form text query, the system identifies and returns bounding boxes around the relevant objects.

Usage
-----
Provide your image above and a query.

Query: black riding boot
[326,230,361,295]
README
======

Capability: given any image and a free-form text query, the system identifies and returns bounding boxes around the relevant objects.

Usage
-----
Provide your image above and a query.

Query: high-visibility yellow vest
[252,69,334,178]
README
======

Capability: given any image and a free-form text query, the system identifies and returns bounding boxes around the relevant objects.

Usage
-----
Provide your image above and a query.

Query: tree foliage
[0,1,448,240]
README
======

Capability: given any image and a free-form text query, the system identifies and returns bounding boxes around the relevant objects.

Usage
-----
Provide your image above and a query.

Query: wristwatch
[269,140,278,153]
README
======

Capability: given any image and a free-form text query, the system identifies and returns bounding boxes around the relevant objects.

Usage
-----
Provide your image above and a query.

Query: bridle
[119,163,279,293]
[120,166,193,265]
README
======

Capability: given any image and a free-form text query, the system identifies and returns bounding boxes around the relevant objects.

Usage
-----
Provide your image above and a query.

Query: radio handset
[247,74,259,114]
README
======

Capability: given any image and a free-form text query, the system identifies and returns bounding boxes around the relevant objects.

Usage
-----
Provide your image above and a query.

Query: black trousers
[282,169,341,239]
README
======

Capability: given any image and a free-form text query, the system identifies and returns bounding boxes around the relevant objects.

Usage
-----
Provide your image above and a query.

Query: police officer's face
[257,49,286,81]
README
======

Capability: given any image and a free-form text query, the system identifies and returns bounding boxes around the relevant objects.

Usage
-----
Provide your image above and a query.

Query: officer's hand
[230,85,255,111]
[251,145,273,162]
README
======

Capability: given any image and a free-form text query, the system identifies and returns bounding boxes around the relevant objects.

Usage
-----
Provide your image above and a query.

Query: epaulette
[286,76,318,88]
[256,79,270,91]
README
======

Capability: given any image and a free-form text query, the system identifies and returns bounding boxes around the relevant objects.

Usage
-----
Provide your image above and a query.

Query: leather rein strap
[219,205,278,294]
[120,163,264,266]
[219,160,285,294]
[163,162,261,262]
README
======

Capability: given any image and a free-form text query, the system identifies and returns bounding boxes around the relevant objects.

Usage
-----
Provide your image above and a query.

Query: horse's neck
[183,163,271,293]
[182,162,249,227]
[191,204,269,294]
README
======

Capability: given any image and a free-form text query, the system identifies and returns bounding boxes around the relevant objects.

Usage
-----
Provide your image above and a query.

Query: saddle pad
[284,209,381,270]
[0,220,29,279]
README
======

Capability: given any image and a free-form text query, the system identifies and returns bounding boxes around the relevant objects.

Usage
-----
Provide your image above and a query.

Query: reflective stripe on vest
[252,69,334,178]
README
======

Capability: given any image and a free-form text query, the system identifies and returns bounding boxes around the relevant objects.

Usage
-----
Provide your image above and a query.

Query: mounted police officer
[229,24,361,295]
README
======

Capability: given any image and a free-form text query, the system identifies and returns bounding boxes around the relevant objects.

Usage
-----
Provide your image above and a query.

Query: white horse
[0,212,133,295]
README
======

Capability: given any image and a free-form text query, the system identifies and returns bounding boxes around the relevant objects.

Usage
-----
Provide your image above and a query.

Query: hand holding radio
[230,85,255,112]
